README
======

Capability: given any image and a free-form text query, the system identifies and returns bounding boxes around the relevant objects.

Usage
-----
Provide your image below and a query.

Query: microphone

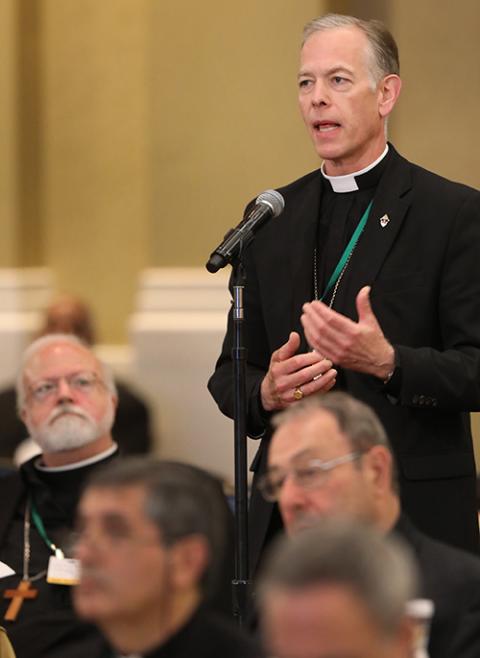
[206,189,285,273]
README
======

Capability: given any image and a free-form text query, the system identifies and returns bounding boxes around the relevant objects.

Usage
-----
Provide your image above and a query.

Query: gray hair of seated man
[258,518,418,637]
[84,457,229,600]
[16,333,117,413]
[273,391,399,491]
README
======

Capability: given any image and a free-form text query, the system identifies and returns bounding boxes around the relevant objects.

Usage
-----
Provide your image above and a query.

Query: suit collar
[289,171,322,344]
[321,143,389,192]
[283,145,413,337]
[332,145,414,316]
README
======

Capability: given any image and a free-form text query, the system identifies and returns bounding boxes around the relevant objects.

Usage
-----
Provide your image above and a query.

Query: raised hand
[260,331,337,411]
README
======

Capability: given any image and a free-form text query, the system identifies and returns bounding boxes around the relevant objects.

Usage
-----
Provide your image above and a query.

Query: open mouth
[313,121,341,133]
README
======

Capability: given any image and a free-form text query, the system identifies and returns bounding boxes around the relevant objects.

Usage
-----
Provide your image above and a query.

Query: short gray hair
[85,458,229,600]
[274,391,390,453]
[259,518,417,636]
[303,14,400,85]
[273,392,399,491]
[16,333,116,413]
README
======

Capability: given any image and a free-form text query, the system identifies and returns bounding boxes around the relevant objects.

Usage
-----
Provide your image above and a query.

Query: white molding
[133,266,230,313]
[0,268,54,312]
[130,267,254,483]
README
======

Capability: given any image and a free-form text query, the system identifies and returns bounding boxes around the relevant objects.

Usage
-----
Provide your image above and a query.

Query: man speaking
[208,14,480,573]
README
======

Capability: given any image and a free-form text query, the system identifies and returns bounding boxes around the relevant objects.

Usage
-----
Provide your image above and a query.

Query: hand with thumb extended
[301,285,394,380]
[260,331,337,411]
[356,286,380,328]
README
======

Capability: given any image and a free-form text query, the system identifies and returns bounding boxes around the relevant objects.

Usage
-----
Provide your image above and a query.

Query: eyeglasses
[257,452,362,502]
[70,523,162,555]
[28,371,105,403]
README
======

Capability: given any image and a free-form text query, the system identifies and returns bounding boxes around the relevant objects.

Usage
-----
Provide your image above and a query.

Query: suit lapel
[334,148,414,318]
[289,172,322,346]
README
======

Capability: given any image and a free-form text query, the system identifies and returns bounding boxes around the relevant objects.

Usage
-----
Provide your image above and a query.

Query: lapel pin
[379,214,390,228]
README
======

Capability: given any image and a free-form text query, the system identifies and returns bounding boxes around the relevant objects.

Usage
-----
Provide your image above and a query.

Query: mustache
[290,512,323,535]
[48,403,92,424]
[78,565,111,588]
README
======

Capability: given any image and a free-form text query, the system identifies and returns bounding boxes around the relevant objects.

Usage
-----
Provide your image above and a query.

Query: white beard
[28,402,114,454]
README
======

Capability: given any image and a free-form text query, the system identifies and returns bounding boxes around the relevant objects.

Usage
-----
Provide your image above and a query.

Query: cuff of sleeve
[383,347,402,398]
[247,380,271,438]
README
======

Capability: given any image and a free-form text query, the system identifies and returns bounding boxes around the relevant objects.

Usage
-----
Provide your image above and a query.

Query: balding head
[39,294,96,345]
[263,393,400,535]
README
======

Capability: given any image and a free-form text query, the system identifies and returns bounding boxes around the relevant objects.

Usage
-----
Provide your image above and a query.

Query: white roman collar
[321,145,389,193]
[35,442,118,472]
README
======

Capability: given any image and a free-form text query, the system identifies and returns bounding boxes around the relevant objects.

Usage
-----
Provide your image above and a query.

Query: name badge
[47,556,81,586]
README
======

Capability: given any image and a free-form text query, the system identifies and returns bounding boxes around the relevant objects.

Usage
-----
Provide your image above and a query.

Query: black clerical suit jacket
[0,459,112,658]
[209,145,480,572]
[95,607,263,658]
[395,514,480,658]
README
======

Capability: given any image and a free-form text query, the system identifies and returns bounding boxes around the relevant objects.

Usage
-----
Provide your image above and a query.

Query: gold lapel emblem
[379,214,390,228]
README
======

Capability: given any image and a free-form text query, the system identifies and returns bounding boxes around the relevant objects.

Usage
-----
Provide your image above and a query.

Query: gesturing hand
[301,286,395,380]
[260,331,337,412]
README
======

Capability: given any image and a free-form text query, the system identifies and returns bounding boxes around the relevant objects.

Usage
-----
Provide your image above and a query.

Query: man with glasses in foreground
[73,458,262,658]
[0,334,119,658]
[260,392,480,658]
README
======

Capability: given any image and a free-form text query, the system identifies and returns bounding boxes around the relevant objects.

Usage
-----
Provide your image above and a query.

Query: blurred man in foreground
[73,458,262,658]
[259,519,416,658]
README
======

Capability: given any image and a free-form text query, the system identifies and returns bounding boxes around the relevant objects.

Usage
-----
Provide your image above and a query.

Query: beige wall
[150,1,322,267]
[40,0,152,342]
[1,0,325,340]
[0,0,18,266]
[388,0,479,189]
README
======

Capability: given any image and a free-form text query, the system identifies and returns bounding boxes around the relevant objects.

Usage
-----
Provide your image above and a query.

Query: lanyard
[320,199,373,301]
[30,499,64,559]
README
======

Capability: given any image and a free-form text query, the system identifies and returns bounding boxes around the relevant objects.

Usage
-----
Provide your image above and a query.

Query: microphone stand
[207,248,251,626]
[229,257,251,627]
[206,190,284,625]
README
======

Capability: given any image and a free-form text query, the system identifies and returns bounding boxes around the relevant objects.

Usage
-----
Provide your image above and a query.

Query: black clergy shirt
[96,606,263,658]
[0,449,118,658]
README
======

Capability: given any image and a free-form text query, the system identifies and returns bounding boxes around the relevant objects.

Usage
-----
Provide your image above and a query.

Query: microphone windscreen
[255,189,285,217]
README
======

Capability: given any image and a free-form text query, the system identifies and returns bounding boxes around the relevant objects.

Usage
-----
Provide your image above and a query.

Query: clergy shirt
[0,448,118,658]
[315,146,391,307]
[98,606,263,658]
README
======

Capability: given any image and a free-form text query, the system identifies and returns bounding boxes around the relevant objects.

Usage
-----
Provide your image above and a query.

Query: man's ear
[363,445,393,496]
[169,535,210,591]
[397,615,417,657]
[378,74,402,118]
